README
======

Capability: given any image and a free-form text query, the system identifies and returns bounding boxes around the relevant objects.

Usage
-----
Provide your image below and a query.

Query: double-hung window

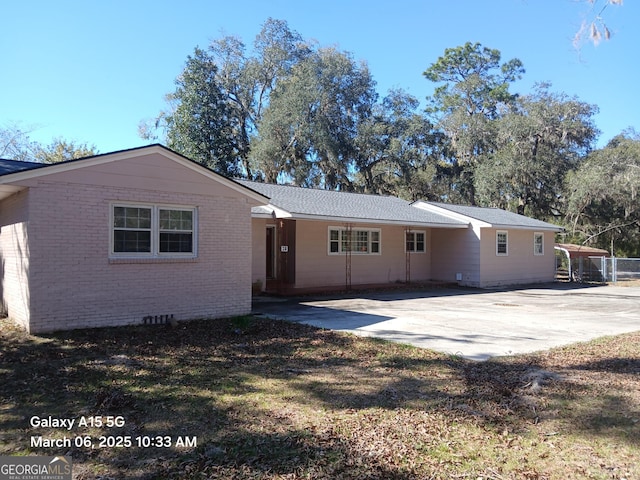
[533,232,544,256]
[113,206,152,253]
[159,209,195,253]
[328,227,380,255]
[496,230,508,256]
[405,231,426,253]
[112,203,197,257]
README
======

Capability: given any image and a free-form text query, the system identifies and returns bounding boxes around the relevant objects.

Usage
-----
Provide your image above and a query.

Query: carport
[555,243,609,282]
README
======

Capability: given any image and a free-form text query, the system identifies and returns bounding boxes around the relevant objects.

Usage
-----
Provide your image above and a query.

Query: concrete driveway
[252,284,640,361]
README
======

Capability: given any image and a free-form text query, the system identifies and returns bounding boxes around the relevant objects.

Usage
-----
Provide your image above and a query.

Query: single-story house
[238,180,563,294]
[0,145,268,333]
[0,144,562,333]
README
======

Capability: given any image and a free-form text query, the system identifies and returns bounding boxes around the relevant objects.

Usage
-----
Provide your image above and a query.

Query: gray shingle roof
[0,159,46,175]
[425,202,562,230]
[237,180,468,227]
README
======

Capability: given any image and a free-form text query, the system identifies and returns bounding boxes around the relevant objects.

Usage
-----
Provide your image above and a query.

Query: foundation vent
[143,314,174,325]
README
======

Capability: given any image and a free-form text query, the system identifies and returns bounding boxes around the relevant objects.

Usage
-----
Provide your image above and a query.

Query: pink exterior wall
[3,153,257,333]
[478,228,557,287]
[0,189,31,330]
[252,218,557,292]
[430,226,481,286]
[290,221,431,289]
[430,226,557,287]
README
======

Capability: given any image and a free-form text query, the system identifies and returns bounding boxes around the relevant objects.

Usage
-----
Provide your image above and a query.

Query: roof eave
[0,185,27,200]
[411,200,491,226]
[0,144,270,205]
[265,210,468,228]
[487,223,564,232]
[252,212,276,219]
[414,200,563,232]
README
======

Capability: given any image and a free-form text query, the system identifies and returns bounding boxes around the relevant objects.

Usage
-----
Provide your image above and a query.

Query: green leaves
[423,42,525,205]
[0,124,96,163]
[143,26,632,249]
[476,85,598,217]
[424,42,524,119]
[252,47,377,189]
[566,131,640,255]
[165,48,239,176]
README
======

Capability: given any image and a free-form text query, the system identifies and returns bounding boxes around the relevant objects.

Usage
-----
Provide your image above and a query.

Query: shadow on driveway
[253,283,640,361]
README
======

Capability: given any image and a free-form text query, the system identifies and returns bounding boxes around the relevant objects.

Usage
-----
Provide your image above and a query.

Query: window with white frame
[496,230,508,256]
[328,227,380,254]
[112,203,197,257]
[533,232,544,256]
[405,231,426,253]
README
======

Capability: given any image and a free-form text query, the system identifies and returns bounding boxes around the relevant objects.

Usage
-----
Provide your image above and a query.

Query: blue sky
[2,0,638,154]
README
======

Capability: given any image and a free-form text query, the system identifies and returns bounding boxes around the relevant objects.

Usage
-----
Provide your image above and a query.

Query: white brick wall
[21,179,253,333]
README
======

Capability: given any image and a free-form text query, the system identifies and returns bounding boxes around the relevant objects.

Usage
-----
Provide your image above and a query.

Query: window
[111,203,196,257]
[329,229,340,253]
[405,231,426,253]
[370,231,380,253]
[328,227,381,255]
[496,231,508,256]
[113,206,152,253]
[534,232,544,256]
[159,208,194,253]
[352,230,370,253]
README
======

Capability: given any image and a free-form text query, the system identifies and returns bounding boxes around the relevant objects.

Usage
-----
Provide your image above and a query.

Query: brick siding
[19,179,252,333]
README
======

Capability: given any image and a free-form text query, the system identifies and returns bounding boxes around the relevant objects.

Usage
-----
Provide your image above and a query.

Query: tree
[34,138,96,163]
[0,124,38,161]
[565,131,640,256]
[353,89,443,200]
[143,18,311,178]
[475,84,598,217]
[1,125,96,164]
[160,47,240,176]
[247,63,314,184]
[252,47,377,189]
[210,19,311,177]
[423,42,525,205]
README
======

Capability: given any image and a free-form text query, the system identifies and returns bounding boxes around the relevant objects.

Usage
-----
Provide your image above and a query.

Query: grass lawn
[1,315,638,479]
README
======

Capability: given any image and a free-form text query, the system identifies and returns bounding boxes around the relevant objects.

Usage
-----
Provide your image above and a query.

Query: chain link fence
[556,253,640,283]
[603,257,640,282]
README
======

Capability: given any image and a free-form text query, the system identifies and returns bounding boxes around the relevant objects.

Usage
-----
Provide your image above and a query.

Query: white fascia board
[0,145,168,184]
[145,147,270,204]
[168,158,270,205]
[412,200,492,228]
[413,200,563,232]
[269,205,294,218]
[490,223,564,232]
[276,212,468,228]
[251,211,276,219]
[0,145,271,205]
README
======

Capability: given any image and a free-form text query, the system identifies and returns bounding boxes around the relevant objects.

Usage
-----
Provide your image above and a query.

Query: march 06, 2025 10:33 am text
[28,415,197,450]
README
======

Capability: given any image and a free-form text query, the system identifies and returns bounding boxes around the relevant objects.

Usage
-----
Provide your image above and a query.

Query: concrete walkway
[252,284,640,361]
